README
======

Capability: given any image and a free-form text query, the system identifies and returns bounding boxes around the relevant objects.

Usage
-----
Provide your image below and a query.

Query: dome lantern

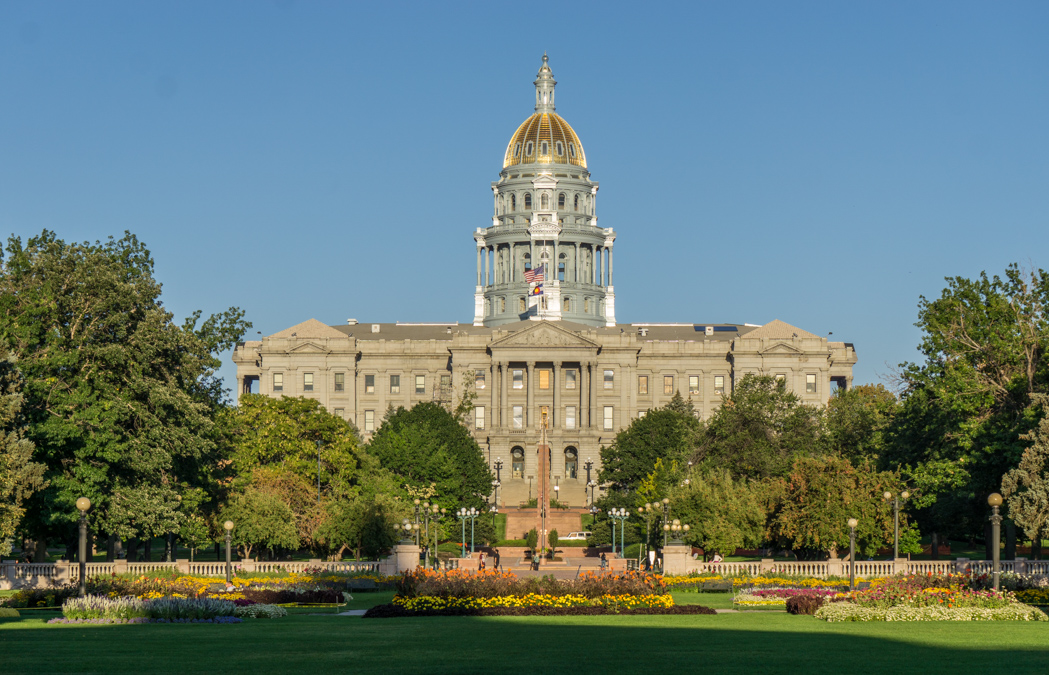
[535,53,556,113]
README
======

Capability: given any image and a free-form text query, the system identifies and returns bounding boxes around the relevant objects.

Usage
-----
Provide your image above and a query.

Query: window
[714,375,725,395]
[475,406,485,430]
[604,370,614,390]
[514,142,521,158]
[541,193,549,209]
[415,375,425,394]
[565,369,576,389]
[556,141,564,156]
[664,375,674,395]
[512,447,525,478]
[566,406,576,429]
[574,194,579,210]
[603,406,614,431]
[689,375,700,395]
[806,373,817,393]
[569,142,576,158]
[390,374,400,394]
[513,405,524,429]
[540,405,550,428]
[558,193,566,208]
[513,369,524,389]
[440,373,451,389]
[525,141,533,156]
[558,261,565,282]
[511,194,516,210]
[364,374,375,394]
[334,408,344,418]
[303,373,314,392]
[519,297,527,312]
[639,410,647,418]
[500,297,506,313]
[364,410,374,432]
[524,193,532,209]
[565,447,578,479]
[584,298,590,313]
[540,141,548,155]
[563,297,571,311]
[475,370,486,389]
[334,372,345,392]
[272,373,283,392]
[539,370,550,389]
[638,375,648,395]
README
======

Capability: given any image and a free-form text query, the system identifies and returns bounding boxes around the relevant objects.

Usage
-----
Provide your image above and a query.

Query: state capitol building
[233,56,857,508]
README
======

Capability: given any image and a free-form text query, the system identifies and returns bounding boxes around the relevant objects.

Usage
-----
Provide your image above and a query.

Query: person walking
[600,552,608,571]
[478,551,486,570]
[492,548,501,571]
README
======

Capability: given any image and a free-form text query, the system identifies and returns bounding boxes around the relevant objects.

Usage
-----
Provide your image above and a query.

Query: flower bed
[393,593,673,612]
[62,596,237,621]
[662,573,855,593]
[733,587,841,608]
[815,603,1047,622]
[47,617,242,625]
[396,569,668,599]
[234,603,287,619]
[1015,588,1049,605]
[365,603,714,618]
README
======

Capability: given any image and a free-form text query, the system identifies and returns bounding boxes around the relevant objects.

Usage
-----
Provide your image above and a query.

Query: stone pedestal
[661,544,692,575]
[390,543,422,574]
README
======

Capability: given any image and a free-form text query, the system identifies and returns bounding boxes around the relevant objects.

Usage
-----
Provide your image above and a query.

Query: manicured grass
[3,603,1048,674]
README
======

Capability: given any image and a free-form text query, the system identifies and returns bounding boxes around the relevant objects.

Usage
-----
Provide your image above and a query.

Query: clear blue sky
[2,1,1047,394]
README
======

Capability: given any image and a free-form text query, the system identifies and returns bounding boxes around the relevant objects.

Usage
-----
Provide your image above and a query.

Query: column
[485,247,491,287]
[581,361,591,429]
[526,361,535,429]
[594,246,600,285]
[510,242,515,282]
[476,247,483,286]
[552,362,561,429]
[574,242,580,283]
[491,362,498,428]
[500,361,509,430]
[608,247,613,286]
[552,239,558,282]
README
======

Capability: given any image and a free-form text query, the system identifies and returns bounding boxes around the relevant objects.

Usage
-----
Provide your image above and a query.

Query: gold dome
[503,112,587,170]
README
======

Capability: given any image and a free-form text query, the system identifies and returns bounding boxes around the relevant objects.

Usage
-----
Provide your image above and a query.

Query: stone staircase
[504,507,587,542]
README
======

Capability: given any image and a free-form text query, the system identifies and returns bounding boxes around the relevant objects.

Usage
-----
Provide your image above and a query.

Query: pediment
[532,174,558,189]
[759,342,803,355]
[491,322,598,350]
[288,341,328,354]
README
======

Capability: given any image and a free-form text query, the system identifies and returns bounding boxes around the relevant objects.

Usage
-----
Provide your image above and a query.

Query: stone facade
[231,56,858,509]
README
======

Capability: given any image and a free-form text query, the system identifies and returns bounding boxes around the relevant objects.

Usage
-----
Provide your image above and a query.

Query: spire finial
[534,53,556,113]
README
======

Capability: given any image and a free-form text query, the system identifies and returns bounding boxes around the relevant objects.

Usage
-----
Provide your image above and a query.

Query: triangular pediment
[759,342,803,355]
[491,321,598,349]
[288,341,328,354]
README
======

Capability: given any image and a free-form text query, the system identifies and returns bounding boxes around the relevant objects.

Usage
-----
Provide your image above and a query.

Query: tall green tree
[0,349,45,555]
[694,374,826,480]
[366,402,491,510]
[673,468,764,560]
[1002,396,1049,555]
[599,393,700,493]
[0,230,249,548]
[825,384,898,463]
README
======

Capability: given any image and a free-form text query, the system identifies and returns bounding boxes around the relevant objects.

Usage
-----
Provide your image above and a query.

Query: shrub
[0,607,20,618]
[62,596,236,621]
[234,603,288,619]
[1,586,78,608]
[815,602,1048,622]
[786,595,825,615]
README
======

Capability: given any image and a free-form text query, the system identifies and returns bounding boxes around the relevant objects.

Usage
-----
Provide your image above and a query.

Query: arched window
[511,194,516,211]
[541,193,549,209]
[584,298,591,313]
[523,252,531,272]
[511,447,525,478]
[564,447,578,479]
[525,141,534,156]
[558,193,566,209]
[563,296,571,312]
[573,194,579,211]
[558,253,566,282]
[524,193,532,209]
[556,141,564,156]
[499,297,506,313]
[514,142,521,158]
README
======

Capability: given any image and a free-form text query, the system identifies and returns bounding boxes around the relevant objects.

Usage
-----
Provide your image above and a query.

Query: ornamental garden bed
[364,603,716,617]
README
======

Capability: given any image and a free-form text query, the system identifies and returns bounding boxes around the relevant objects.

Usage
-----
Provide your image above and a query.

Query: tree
[765,455,914,559]
[1002,396,1049,556]
[0,232,249,554]
[219,488,299,559]
[525,528,538,554]
[0,349,45,556]
[599,393,700,493]
[886,264,1049,539]
[694,374,826,480]
[825,384,898,463]
[548,529,559,557]
[673,469,764,560]
[366,402,491,510]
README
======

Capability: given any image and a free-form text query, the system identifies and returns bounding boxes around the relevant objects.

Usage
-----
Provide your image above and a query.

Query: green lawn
[3,595,1049,674]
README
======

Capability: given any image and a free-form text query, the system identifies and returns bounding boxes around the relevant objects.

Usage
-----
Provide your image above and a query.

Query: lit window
[714,375,725,395]
[563,296,571,311]
[475,370,486,389]
[603,370,614,390]
[603,406,613,431]
[638,375,648,395]
[303,373,314,392]
[566,406,576,429]
[664,375,674,395]
[584,298,590,313]
[415,375,425,394]
[519,297,527,312]
[513,369,524,389]
[334,372,345,392]
[539,370,550,390]
[513,405,524,429]
[540,405,549,428]
[806,373,817,393]
[365,374,375,394]
[364,410,374,432]
[689,375,699,395]
[334,408,344,418]
[500,297,506,313]
[565,370,576,389]
[390,374,400,394]
[272,373,283,392]
[475,406,485,430]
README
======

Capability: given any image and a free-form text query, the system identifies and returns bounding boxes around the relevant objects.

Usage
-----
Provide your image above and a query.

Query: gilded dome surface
[503,112,587,169]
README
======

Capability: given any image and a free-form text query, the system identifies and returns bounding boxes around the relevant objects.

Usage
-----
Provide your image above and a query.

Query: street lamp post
[223,520,234,585]
[413,499,422,546]
[882,490,910,559]
[584,458,597,508]
[610,508,630,557]
[75,497,91,597]
[988,492,1003,592]
[847,518,858,591]
[457,508,479,557]
[660,498,671,548]
[638,504,655,566]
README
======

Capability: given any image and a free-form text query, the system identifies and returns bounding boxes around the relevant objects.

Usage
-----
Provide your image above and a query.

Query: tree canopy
[599,393,699,493]
[0,348,45,555]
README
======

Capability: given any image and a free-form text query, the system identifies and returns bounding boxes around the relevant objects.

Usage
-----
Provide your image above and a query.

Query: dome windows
[525,141,534,156]
[573,195,579,211]
[540,141,549,155]
[514,142,521,158]
[556,141,564,156]
[511,194,516,211]
[558,193,566,209]
[524,193,532,210]
[568,142,576,158]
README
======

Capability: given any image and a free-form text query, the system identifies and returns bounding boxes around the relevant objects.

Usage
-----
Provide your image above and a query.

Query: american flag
[524,264,545,284]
